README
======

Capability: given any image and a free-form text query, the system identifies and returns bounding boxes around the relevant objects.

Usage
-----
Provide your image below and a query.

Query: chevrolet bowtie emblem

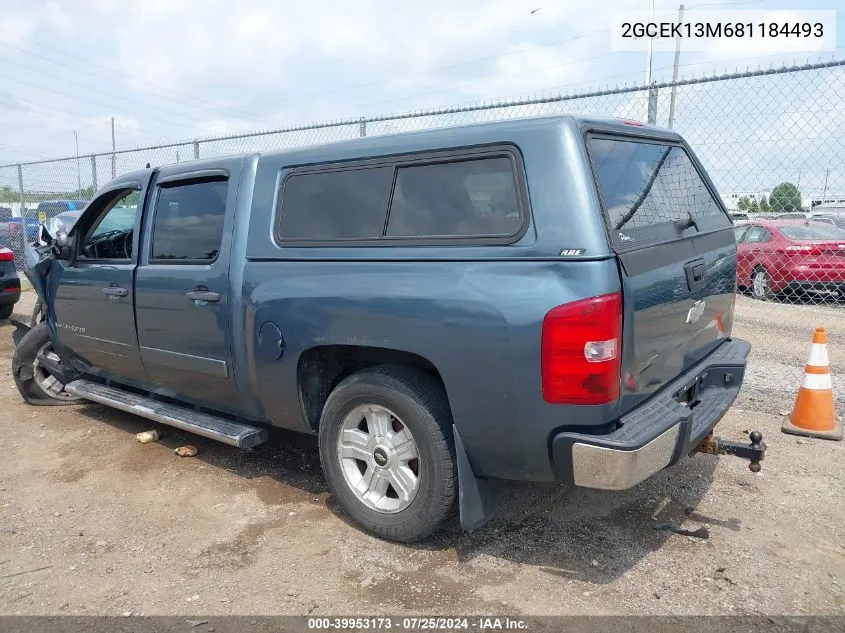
[686,300,706,324]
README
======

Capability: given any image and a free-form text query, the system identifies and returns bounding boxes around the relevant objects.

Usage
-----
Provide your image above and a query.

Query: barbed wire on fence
[1,57,844,308]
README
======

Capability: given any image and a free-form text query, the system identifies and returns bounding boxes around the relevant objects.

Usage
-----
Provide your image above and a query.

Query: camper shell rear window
[586,135,731,248]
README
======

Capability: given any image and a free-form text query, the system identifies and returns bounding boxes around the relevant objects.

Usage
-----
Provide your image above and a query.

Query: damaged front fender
[23,229,56,307]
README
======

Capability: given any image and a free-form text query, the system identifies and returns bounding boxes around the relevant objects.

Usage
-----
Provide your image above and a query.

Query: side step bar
[64,379,268,449]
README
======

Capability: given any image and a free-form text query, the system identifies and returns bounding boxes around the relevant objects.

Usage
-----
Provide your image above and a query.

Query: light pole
[667,4,685,128]
[74,130,81,194]
[822,168,830,202]
[645,0,655,84]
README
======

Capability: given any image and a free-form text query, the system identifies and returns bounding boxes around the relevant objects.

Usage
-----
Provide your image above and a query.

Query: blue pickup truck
[11,115,764,542]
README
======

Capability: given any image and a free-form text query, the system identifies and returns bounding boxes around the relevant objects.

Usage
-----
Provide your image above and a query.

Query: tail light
[0,248,14,261]
[541,292,623,405]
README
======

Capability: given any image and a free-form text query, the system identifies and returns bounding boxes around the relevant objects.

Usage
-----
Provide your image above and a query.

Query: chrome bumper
[571,425,681,490]
[550,338,751,490]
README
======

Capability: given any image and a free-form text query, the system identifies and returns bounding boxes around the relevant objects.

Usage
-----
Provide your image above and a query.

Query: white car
[44,210,83,239]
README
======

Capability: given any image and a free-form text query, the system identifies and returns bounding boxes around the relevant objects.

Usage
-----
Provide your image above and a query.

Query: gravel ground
[0,291,843,616]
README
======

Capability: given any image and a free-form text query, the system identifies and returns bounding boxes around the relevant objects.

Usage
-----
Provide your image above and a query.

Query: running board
[64,379,268,449]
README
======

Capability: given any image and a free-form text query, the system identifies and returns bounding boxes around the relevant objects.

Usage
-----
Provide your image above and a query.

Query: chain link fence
[2,58,844,308]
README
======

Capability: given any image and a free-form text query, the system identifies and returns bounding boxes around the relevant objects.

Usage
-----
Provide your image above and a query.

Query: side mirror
[53,228,73,260]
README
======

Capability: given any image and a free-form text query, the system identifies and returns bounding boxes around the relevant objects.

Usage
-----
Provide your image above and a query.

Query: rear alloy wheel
[751,267,775,301]
[337,404,421,514]
[318,366,456,543]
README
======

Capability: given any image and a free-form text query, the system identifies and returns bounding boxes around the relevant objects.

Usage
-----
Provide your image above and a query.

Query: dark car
[0,206,19,245]
[12,115,764,542]
[35,200,88,220]
[735,219,845,300]
[0,246,21,319]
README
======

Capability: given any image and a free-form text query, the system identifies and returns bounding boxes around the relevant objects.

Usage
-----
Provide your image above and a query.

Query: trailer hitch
[694,430,766,472]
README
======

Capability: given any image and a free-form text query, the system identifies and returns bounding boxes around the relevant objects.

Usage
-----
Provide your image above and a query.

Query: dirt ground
[0,291,843,616]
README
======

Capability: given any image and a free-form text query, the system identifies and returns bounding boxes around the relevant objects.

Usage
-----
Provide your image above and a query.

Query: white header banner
[610,9,837,53]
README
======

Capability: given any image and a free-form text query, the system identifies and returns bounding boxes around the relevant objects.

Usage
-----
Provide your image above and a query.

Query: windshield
[779,224,845,240]
[93,206,136,236]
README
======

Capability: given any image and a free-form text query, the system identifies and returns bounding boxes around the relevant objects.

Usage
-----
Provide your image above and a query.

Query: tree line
[736,182,802,214]
[0,185,96,205]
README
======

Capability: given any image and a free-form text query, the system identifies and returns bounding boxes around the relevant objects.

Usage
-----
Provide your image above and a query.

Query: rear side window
[780,224,845,240]
[151,179,228,262]
[276,149,525,244]
[588,137,729,242]
[387,158,520,237]
[278,167,393,240]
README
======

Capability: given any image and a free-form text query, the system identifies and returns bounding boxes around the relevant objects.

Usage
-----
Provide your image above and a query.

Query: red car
[735,219,845,300]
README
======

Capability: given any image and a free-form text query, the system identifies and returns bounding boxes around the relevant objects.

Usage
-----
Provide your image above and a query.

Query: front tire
[318,366,456,543]
[12,322,81,405]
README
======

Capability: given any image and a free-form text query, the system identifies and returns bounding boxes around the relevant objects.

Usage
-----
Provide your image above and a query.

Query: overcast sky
[0,0,842,199]
[0,0,839,160]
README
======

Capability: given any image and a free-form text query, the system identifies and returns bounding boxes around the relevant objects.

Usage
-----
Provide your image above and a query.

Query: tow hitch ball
[694,430,766,472]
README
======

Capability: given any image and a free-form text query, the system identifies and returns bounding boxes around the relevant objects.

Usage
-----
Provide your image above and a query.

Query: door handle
[186,289,221,303]
[102,286,128,297]
[683,258,707,291]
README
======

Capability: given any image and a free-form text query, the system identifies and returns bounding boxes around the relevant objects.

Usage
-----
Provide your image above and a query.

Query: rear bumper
[551,338,750,490]
[770,262,845,293]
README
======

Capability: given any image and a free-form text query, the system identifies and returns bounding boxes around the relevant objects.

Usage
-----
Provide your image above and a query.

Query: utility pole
[111,116,116,179]
[645,0,655,85]
[822,168,830,202]
[74,130,81,194]
[667,4,684,128]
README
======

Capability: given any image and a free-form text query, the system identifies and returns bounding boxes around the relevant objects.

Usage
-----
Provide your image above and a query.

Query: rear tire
[318,366,456,543]
[0,304,12,320]
[751,267,775,301]
[12,322,81,405]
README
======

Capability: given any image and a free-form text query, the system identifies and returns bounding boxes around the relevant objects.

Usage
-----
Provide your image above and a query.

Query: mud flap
[453,424,498,531]
[9,319,31,346]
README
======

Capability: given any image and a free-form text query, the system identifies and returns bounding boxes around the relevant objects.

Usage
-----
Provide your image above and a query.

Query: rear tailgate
[585,132,737,414]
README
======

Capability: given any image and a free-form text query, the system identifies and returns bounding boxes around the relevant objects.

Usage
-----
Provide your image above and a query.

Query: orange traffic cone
[782,328,842,440]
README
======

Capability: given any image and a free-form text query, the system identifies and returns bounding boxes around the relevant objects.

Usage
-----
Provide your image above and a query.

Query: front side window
[151,179,228,262]
[78,189,139,261]
[743,227,770,243]
[386,157,521,237]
